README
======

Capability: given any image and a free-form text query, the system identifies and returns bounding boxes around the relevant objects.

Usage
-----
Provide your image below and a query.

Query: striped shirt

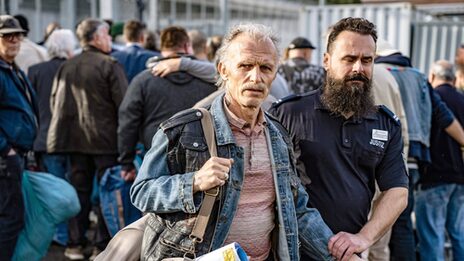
[223,101,276,261]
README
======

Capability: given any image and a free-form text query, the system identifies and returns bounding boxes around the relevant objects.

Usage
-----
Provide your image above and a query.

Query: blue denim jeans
[41,153,70,246]
[389,168,418,261]
[415,183,464,261]
[0,155,24,261]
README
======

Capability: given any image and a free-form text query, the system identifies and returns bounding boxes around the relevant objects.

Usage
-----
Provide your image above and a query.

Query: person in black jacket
[118,26,216,181]
[415,60,464,261]
[47,19,128,260]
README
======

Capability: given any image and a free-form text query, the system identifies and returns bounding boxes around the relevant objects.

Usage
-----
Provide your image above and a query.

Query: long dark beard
[321,72,376,118]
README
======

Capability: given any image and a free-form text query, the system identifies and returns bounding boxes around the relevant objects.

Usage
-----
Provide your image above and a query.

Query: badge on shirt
[372,129,388,141]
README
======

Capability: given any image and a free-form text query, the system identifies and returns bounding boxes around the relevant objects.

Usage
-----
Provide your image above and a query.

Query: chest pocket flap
[179,136,208,151]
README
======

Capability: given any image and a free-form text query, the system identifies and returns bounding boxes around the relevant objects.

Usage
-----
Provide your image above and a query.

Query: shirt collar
[222,97,267,131]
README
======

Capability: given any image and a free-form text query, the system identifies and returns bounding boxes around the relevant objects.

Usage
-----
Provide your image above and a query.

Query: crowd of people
[0,13,463,261]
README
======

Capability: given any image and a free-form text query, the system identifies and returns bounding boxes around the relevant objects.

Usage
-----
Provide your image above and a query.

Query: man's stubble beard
[321,72,376,118]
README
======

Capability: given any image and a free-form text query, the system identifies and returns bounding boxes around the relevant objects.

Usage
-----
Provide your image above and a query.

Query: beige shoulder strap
[190,108,219,243]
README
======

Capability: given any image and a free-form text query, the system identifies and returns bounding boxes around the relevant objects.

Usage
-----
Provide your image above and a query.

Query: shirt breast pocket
[359,147,384,169]
[179,136,209,173]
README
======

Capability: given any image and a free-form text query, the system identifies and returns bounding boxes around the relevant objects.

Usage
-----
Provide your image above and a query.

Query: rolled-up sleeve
[130,129,201,214]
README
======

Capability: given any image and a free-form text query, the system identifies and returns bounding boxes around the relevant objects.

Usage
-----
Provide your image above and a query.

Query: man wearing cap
[279,36,325,94]
[0,15,37,260]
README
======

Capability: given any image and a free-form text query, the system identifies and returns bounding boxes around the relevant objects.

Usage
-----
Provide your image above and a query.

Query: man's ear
[428,72,435,85]
[323,52,330,71]
[217,62,228,81]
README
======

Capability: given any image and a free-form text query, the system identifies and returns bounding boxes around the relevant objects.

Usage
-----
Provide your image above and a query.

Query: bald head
[429,60,455,87]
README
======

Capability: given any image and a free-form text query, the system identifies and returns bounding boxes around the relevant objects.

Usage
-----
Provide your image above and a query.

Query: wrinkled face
[323,31,375,90]
[218,34,277,110]
[93,26,112,53]
[0,33,23,63]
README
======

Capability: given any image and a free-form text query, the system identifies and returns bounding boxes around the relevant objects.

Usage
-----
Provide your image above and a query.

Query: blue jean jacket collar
[210,93,237,146]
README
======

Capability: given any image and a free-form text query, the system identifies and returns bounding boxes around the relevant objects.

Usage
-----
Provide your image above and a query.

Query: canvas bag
[141,108,222,261]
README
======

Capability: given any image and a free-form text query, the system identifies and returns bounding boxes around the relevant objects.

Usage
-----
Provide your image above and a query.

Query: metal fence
[411,21,464,74]
[299,2,464,74]
[299,3,414,65]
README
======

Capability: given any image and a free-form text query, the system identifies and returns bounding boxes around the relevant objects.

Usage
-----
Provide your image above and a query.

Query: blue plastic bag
[99,165,141,237]
[13,171,80,261]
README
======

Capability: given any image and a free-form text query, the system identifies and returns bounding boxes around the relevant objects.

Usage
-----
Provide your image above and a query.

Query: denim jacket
[131,94,334,260]
[376,63,454,162]
[0,59,37,156]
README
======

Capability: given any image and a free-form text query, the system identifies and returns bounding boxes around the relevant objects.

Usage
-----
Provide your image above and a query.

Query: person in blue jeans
[0,15,37,261]
[415,60,464,261]
[131,23,361,261]
[375,42,464,261]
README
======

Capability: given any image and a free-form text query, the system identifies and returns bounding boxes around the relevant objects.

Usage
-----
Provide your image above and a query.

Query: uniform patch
[372,129,388,141]
[370,139,385,149]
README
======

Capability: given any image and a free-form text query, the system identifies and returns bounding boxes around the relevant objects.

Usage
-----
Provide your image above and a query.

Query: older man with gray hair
[47,19,128,260]
[415,60,464,261]
[129,23,353,261]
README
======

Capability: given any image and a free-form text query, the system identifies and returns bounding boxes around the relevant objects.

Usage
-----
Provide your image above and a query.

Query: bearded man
[269,17,408,260]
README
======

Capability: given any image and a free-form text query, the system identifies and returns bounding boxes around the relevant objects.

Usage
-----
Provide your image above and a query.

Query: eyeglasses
[0,32,24,41]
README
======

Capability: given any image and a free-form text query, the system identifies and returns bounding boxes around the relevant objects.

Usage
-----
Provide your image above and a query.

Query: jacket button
[193,142,199,147]
[196,111,202,117]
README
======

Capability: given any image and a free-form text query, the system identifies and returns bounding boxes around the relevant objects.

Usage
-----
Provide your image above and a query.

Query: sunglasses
[0,32,24,41]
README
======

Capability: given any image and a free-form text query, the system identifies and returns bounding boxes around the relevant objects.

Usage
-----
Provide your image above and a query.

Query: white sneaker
[64,246,84,260]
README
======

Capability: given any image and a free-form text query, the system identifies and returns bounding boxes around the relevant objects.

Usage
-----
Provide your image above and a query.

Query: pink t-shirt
[223,102,276,261]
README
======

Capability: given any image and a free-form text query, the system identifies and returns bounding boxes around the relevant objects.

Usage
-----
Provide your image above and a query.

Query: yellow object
[223,247,236,261]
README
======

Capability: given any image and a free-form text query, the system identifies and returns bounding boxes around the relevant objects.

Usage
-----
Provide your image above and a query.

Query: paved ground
[43,242,95,261]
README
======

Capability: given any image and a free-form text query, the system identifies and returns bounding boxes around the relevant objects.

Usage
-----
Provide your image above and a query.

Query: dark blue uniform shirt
[269,89,408,234]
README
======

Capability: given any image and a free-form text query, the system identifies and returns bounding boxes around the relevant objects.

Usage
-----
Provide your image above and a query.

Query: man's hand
[120,168,136,182]
[152,58,181,77]
[193,157,234,193]
[328,232,370,261]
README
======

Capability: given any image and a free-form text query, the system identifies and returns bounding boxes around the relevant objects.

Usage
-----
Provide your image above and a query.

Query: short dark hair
[76,18,108,47]
[326,17,377,53]
[124,20,145,42]
[160,26,189,51]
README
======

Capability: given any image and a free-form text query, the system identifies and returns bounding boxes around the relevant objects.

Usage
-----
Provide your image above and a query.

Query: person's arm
[429,84,464,145]
[130,130,200,213]
[152,57,216,83]
[445,119,464,146]
[130,129,231,213]
[118,77,145,181]
[109,61,129,107]
[329,119,408,261]
[295,177,334,260]
[328,187,407,260]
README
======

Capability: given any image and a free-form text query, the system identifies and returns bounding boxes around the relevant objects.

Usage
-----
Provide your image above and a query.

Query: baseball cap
[288,37,316,50]
[0,15,26,35]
